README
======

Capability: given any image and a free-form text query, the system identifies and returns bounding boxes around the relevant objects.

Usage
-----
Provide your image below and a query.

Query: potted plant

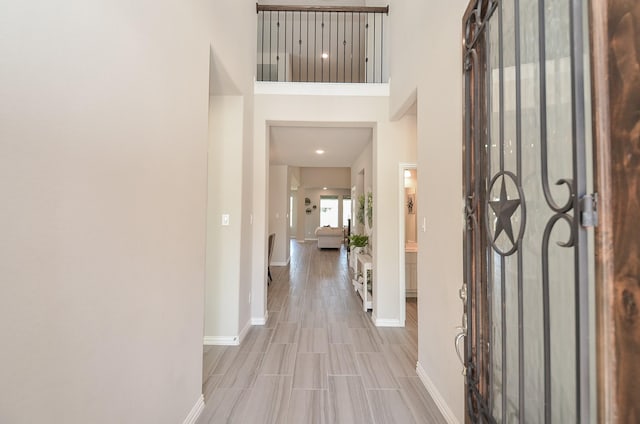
[348,234,368,254]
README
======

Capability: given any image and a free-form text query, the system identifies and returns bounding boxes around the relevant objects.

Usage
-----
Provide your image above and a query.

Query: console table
[352,252,372,311]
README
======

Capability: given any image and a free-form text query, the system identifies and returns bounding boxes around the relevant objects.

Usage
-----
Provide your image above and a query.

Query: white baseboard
[203,336,239,346]
[204,320,252,346]
[182,394,204,424]
[374,317,404,327]
[416,362,460,424]
[251,311,268,325]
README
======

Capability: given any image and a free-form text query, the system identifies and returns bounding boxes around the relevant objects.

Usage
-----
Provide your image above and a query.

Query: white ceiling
[269,126,372,167]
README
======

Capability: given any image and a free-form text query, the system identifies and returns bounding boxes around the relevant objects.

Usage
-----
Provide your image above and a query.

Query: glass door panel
[462,0,593,422]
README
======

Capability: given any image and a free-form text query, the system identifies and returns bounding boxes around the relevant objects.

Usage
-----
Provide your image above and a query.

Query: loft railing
[256,4,389,83]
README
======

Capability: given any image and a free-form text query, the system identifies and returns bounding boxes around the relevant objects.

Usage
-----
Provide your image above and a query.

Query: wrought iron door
[461,0,594,422]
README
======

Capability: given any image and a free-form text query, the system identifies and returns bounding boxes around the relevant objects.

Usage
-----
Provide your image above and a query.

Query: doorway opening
[399,163,417,326]
[266,123,374,322]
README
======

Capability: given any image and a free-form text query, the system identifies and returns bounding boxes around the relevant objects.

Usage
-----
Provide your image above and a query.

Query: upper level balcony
[257,4,389,84]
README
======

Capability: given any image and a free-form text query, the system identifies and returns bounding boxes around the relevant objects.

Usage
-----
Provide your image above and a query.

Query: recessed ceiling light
[321,53,329,59]
[315,149,325,154]
[323,187,328,190]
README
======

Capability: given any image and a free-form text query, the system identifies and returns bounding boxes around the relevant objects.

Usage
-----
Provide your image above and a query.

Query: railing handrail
[256,3,389,15]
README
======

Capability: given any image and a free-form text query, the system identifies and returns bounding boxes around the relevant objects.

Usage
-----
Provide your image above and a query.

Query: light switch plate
[222,214,230,226]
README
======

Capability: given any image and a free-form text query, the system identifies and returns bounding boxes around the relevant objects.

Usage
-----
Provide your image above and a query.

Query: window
[320,196,339,227]
[342,196,352,227]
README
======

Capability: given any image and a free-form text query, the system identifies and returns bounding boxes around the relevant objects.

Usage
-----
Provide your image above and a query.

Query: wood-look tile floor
[197,241,446,424]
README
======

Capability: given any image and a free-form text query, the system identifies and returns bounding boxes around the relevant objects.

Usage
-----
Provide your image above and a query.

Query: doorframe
[590,1,640,421]
[398,162,417,327]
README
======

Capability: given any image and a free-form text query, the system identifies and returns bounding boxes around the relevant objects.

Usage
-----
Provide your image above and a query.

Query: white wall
[296,187,307,241]
[269,165,290,265]
[302,188,351,239]
[208,0,256,333]
[0,1,210,422]
[237,102,254,331]
[298,167,351,240]
[300,167,351,189]
[386,1,469,422]
[205,96,244,341]
[289,167,301,238]
[373,115,417,325]
[209,1,257,96]
[374,0,421,118]
[351,142,374,235]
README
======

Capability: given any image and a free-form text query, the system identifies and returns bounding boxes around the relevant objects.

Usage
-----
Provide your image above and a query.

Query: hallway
[198,241,446,423]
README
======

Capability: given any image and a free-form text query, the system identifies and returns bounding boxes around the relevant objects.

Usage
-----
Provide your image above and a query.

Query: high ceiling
[269,126,372,167]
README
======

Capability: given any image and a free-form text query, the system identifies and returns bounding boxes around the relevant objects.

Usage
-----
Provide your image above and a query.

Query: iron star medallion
[488,176,521,245]
[484,172,526,256]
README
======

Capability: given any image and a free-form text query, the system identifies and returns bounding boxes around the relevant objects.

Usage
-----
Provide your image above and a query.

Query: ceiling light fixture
[404,170,412,178]
[323,187,328,190]
[315,149,325,154]
[321,53,329,59]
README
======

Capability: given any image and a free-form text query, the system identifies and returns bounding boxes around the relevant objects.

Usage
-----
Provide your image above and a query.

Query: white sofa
[315,226,344,249]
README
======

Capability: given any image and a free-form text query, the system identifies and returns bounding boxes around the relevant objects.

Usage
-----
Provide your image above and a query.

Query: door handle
[455,283,468,376]
[454,330,467,376]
